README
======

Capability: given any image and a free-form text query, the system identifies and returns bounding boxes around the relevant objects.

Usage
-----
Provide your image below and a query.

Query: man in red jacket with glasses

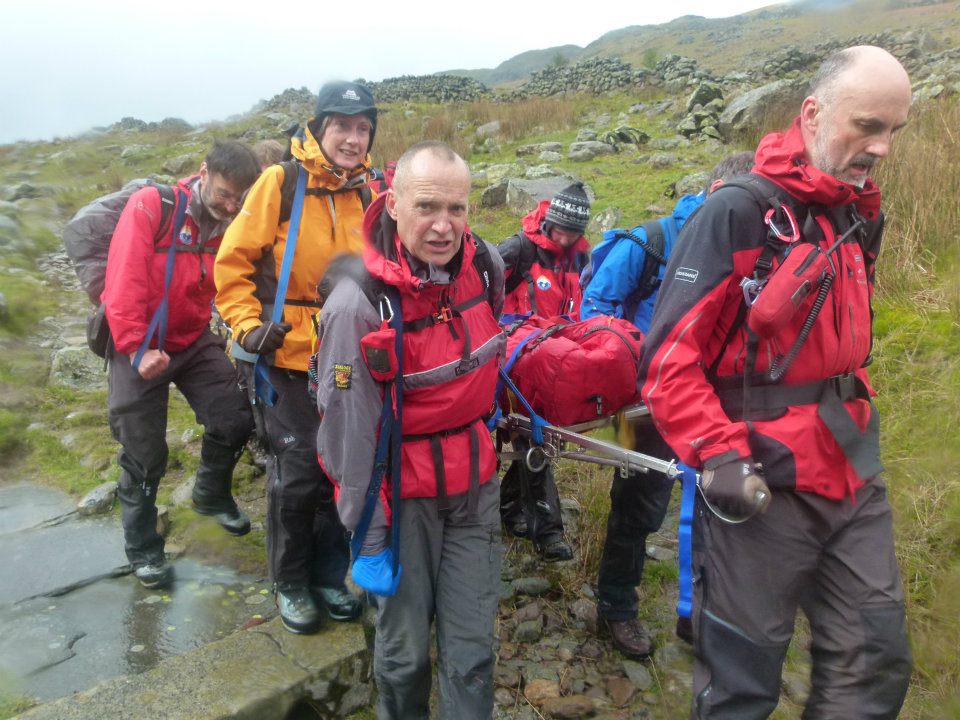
[104,141,260,590]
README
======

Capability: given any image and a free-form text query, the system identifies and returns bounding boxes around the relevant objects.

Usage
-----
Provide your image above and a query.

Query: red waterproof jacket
[104,176,228,355]
[498,200,589,319]
[640,118,883,499]
[315,195,506,550]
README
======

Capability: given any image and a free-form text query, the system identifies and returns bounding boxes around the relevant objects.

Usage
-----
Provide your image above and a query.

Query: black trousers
[108,329,253,567]
[597,421,675,620]
[499,437,565,544]
[260,365,350,588]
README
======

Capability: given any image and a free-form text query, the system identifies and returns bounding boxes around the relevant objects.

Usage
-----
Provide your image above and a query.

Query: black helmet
[312,81,378,150]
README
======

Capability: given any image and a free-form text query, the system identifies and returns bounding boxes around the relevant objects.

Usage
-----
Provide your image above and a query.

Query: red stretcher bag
[502,315,645,426]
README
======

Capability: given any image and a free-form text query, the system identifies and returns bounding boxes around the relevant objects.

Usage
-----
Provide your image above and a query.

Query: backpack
[501,314,645,426]
[63,179,180,305]
[63,180,187,358]
[582,218,673,322]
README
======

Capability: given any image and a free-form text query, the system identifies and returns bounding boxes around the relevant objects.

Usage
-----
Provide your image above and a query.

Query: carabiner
[378,295,394,323]
[740,276,765,307]
[764,205,800,243]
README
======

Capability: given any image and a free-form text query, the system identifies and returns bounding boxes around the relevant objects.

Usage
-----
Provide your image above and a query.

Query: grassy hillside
[441,0,960,90]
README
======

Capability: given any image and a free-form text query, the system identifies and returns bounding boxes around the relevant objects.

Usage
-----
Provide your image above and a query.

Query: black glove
[239,322,292,355]
[699,454,771,520]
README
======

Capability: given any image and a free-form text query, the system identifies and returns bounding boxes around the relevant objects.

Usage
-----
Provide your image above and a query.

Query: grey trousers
[375,478,503,720]
[691,477,912,719]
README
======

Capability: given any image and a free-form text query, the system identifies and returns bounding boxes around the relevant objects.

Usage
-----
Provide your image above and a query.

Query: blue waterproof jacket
[580,193,705,333]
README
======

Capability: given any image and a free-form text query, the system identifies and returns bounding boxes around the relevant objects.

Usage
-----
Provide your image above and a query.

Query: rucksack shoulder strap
[503,232,538,296]
[278,159,374,224]
[278,159,301,225]
[471,236,497,308]
[635,218,669,301]
[153,185,179,245]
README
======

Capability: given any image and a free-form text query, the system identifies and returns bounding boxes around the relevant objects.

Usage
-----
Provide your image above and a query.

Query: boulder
[587,207,621,237]
[648,152,679,169]
[162,154,198,175]
[516,142,562,157]
[676,171,709,197]
[480,180,509,209]
[525,164,558,179]
[78,482,118,516]
[120,144,149,159]
[486,163,526,185]
[505,177,590,217]
[686,82,723,112]
[719,78,807,141]
[49,346,108,392]
[567,141,615,162]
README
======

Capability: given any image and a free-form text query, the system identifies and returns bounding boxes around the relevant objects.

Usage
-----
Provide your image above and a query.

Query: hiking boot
[312,585,362,622]
[192,499,251,537]
[134,561,174,589]
[276,585,321,635]
[537,538,574,562]
[602,617,654,659]
[500,502,529,539]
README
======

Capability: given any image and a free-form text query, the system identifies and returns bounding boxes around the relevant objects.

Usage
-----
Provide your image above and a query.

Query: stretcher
[494,398,700,624]
[494,403,683,480]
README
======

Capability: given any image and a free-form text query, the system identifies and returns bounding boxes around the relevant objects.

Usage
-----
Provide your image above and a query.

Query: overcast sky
[0,0,780,145]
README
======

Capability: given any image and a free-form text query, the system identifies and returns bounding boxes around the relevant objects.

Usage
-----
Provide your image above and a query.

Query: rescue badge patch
[536,275,552,291]
[334,363,353,390]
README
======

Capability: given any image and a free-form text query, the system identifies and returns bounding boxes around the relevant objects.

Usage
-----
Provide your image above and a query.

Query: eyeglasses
[211,184,243,206]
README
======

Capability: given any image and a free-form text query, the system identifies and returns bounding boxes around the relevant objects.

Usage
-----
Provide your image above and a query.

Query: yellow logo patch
[334,364,352,390]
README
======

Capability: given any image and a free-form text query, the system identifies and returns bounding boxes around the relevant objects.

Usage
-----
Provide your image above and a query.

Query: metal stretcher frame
[494,403,683,480]
[494,401,700,622]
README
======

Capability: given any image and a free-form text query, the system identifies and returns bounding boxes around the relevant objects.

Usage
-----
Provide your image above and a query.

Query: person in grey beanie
[495,181,592,561]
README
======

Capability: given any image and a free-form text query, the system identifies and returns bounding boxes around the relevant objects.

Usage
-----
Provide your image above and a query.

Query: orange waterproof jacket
[214,127,373,371]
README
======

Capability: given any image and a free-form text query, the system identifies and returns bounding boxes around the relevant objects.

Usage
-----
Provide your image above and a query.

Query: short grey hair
[393,141,467,195]
[808,48,858,106]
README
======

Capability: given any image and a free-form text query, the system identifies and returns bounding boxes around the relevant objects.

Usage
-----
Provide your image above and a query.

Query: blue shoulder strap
[676,462,698,620]
[254,163,308,406]
[350,286,404,580]
[132,188,189,370]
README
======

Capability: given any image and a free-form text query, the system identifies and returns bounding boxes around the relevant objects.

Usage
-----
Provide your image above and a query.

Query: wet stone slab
[0,481,273,704]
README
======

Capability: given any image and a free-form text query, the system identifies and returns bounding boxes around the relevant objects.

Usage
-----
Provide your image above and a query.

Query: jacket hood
[291,125,372,191]
[754,116,881,221]
[522,200,590,256]
[672,193,706,231]
[361,194,478,294]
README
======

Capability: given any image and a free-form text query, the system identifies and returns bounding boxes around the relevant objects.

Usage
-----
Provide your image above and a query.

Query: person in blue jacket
[579,151,754,659]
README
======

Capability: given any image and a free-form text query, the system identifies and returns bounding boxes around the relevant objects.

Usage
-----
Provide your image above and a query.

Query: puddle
[0,481,273,703]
